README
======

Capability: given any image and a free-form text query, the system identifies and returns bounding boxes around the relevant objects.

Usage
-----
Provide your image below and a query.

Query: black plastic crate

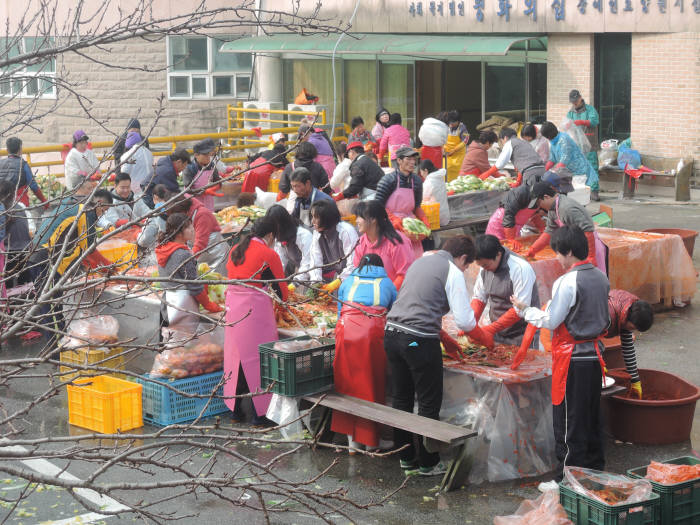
[559,481,660,525]
[628,456,700,525]
[259,336,334,396]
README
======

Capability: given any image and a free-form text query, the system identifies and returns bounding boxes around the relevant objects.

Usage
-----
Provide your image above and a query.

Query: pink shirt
[379,124,412,160]
[353,232,416,282]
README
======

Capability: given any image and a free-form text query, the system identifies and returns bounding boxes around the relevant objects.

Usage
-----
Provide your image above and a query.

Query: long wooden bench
[599,154,693,201]
[303,391,477,492]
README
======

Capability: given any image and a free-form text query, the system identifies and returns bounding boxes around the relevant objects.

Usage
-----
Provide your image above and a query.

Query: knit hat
[127,118,141,130]
[125,131,143,149]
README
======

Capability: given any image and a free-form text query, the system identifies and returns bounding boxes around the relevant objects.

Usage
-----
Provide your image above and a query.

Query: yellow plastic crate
[341,214,356,226]
[421,202,441,230]
[267,178,280,193]
[97,240,137,271]
[67,376,142,433]
[60,346,126,381]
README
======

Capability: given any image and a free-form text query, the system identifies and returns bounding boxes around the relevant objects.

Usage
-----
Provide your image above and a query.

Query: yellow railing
[227,102,329,131]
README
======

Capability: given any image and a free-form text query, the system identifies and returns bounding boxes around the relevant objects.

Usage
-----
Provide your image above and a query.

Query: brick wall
[630,32,700,181]
[546,33,595,124]
[8,37,236,148]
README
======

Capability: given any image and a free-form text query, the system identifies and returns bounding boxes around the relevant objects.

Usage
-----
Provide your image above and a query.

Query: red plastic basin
[643,228,698,258]
[605,368,700,445]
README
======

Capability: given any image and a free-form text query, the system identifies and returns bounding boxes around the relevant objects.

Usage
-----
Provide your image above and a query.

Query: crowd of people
[0,94,650,484]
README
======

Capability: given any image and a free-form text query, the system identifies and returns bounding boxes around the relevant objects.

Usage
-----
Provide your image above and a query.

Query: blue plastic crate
[133,371,228,426]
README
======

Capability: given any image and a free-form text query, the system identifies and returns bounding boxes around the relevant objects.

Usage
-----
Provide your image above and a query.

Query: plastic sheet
[447,189,506,221]
[645,461,700,484]
[494,491,573,525]
[598,139,618,167]
[66,314,120,345]
[564,467,653,506]
[559,118,591,154]
[151,329,224,379]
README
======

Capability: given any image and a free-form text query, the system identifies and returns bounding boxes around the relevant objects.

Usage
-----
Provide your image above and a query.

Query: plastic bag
[598,139,618,167]
[617,146,641,170]
[254,186,283,209]
[151,330,224,378]
[494,491,573,525]
[564,467,652,506]
[418,117,449,147]
[67,315,119,344]
[559,118,591,154]
[645,461,700,485]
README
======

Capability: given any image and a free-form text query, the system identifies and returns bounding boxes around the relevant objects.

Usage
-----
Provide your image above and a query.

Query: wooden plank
[304,392,476,446]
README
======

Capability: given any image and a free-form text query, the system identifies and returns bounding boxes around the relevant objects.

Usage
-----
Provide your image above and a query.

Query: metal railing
[227,102,329,131]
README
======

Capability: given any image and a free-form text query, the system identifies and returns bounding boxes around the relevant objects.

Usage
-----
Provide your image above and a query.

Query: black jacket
[142,156,182,208]
[500,185,531,229]
[343,154,385,199]
[279,158,331,195]
[375,169,423,210]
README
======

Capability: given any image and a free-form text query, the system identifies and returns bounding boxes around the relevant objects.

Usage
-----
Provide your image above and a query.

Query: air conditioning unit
[242,101,284,129]
[287,104,328,135]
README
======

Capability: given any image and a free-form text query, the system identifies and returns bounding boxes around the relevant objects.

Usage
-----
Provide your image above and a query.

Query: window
[595,34,631,141]
[528,62,547,122]
[167,36,253,99]
[379,62,415,137]
[0,37,56,98]
[485,63,526,123]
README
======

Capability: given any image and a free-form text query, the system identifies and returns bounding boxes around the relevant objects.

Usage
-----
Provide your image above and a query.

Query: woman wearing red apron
[525,182,607,274]
[225,216,288,425]
[512,226,610,491]
[374,147,430,258]
[183,138,222,212]
[333,254,397,452]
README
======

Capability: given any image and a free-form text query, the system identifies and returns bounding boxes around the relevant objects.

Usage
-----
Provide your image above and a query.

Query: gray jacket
[545,195,595,234]
[158,247,202,295]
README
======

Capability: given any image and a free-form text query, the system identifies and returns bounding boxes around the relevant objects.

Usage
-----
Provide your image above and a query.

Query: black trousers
[383,329,443,468]
[552,359,605,481]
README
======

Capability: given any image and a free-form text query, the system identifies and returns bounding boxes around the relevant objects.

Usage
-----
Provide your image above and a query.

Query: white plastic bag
[560,118,591,154]
[418,118,449,147]
[254,186,285,209]
[598,139,618,167]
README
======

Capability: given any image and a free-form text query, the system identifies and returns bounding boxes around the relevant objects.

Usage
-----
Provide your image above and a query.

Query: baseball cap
[193,138,216,154]
[528,181,557,209]
[543,170,575,194]
[346,141,364,151]
[395,146,419,159]
[569,89,582,103]
[73,129,89,142]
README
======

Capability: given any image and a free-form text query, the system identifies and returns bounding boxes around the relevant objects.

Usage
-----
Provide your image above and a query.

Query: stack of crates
[267,177,280,193]
[420,202,441,230]
[627,457,700,525]
[60,346,126,381]
[133,371,229,426]
[559,481,660,525]
[67,376,142,433]
[259,336,335,396]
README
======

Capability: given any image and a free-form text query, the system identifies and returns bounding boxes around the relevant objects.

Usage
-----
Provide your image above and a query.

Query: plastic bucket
[643,228,698,258]
[605,368,700,445]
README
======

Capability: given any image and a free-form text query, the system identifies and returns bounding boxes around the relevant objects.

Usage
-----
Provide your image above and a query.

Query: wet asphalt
[0,190,698,524]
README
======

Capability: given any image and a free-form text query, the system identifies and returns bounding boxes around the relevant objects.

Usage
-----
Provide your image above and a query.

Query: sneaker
[419,461,448,476]
[538,480,560,493]
[400,459,418,470]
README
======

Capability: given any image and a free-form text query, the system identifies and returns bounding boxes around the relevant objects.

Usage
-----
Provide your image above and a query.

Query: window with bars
[0,37,56,98]
[167,36,253,99]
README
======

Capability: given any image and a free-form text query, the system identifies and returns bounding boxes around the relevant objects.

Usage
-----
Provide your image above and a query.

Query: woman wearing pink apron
[224,216,287,425]
[183,138,222,212]
[375,147,431,258]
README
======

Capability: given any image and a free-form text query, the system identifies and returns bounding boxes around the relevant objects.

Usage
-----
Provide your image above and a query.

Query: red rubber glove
[511,323,537,370]
[439,329,463,361]
[204,186,224,197]
[251,127,263,138]
[332,192,344,202]
[470,298,486,322]
[392,274,405,290]
[276,191,288,202]
[526,232,551,258]
[555,162,566,170]
[509,171,523,188]
[573,120,591,127]
[414,206,431,229]
[194,288,223,313]
[530,214,546,233]
[584,231,597,266]
[388,211,404,232]
[545,161,555,171]
[89,172,102,181]
[33,187,49,209]
[225,165,236,174]
[478,165,499,181]
[447,190,455,196]
[503,227,522,251]
[483,307,522,335]
[108,173,116,182]
[115,219,129,227]
[83,251,113,272]
[465,325,494,350]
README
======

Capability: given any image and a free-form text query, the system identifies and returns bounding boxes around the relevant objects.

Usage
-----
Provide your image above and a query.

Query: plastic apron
[555,196,607,274]
[550,323,606,406]
[485,207,538,240]
[224,284,277,416]
[385,176,423,258]
[196,231,229,275]
[192,166,216,211]
[331,302,387,448]
[164,289,199,334]
[444,135,466,182]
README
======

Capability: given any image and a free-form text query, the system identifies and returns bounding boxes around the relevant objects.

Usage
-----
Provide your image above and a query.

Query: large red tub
[605,368,700,445]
